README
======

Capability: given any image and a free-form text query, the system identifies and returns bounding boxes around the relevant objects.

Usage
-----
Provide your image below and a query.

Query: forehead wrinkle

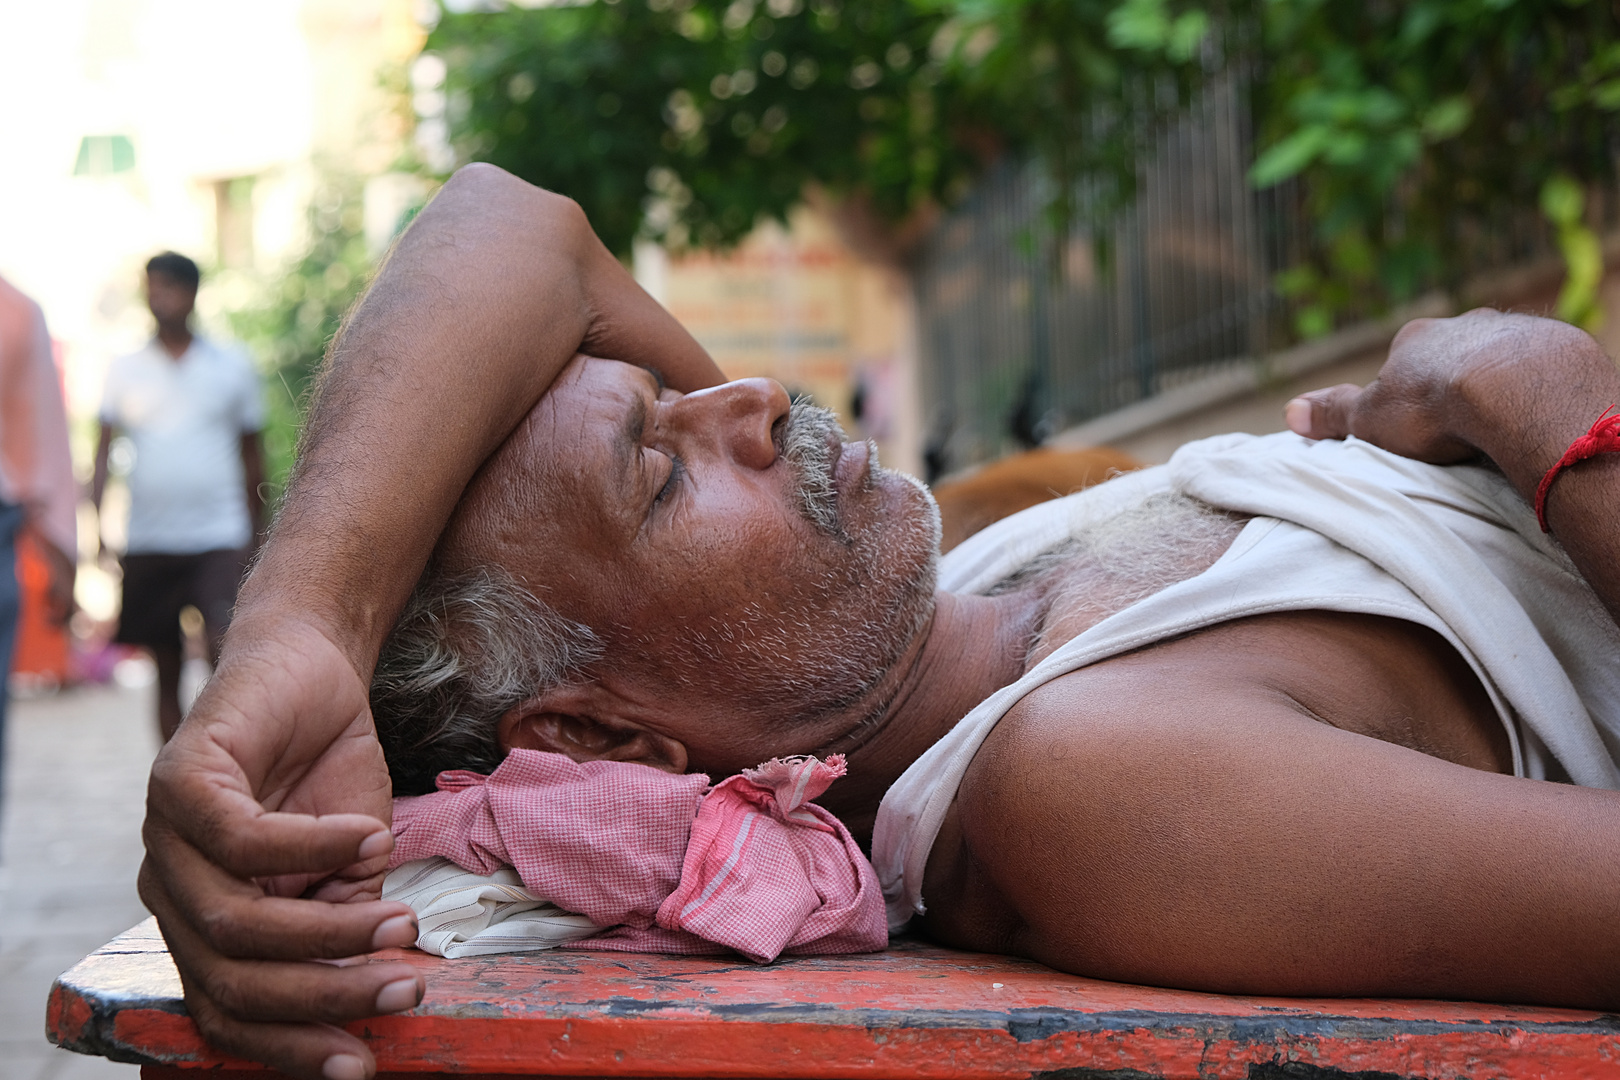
[552,362,653,538]
[441,402,551,569]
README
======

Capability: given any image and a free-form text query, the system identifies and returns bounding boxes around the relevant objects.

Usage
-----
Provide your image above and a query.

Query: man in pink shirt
[0,275,79,799]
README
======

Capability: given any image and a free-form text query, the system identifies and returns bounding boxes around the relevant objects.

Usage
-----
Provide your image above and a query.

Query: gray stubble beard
[661,399,943,731]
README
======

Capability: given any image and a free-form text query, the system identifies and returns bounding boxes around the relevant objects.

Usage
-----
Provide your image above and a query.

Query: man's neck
[817,588,1048,845]
[156,321,192,360]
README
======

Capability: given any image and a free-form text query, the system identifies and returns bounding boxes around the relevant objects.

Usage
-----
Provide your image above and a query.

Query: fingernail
[375,976,422,1014]
[1285,398,1312,433]
[356,830,393,861]
[371,914,418,951]
[322,1053,367,1080]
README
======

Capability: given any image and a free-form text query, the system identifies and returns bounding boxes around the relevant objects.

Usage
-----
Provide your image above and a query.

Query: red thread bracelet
[1533,404,1620,532]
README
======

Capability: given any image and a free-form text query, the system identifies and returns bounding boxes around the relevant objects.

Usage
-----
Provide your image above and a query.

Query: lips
[832,438,870,496]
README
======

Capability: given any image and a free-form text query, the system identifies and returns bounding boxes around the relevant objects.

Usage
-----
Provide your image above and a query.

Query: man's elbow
[441,164,589,237]
[443,161,526,202]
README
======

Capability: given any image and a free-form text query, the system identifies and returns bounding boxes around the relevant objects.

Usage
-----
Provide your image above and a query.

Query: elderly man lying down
[138,164,1620,1080]
[371,329,1620,983]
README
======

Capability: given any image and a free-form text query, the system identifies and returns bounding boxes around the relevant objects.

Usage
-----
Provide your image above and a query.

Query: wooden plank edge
[96,1005,1620,1078]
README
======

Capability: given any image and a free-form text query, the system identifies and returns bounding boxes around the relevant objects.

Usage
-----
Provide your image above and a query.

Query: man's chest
[1011,498,1245,667]
[113,361,239,433]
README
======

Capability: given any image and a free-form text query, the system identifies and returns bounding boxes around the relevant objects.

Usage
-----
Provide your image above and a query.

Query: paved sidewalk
[1,683,154,1079]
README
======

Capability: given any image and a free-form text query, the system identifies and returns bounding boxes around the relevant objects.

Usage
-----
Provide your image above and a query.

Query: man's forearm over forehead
[238,165,722,672]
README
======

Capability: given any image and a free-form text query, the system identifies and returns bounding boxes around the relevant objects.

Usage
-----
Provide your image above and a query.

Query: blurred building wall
[0,0,422,416]
[0,0,423,623]
[636,207,922,478]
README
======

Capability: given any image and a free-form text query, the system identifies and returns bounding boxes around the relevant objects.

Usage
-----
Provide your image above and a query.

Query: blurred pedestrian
[0,275,79,799]
[93,252,265,742]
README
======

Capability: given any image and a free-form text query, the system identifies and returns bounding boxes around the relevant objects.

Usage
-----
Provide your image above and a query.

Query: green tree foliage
[1541,173,1605,329]
[1247,0,1620,335]
[226,180,373,499]
[426,0,1200,256]
[431,0,970,256]
[430,0,1617,334]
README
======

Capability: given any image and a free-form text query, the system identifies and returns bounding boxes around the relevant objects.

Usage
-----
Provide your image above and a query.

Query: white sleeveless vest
[873,432,1620,932]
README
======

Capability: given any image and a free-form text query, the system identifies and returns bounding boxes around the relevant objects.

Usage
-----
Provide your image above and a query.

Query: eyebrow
[615,366,665,489]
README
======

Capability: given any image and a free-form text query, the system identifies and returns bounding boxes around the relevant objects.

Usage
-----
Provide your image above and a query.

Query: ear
[496,682,689,774]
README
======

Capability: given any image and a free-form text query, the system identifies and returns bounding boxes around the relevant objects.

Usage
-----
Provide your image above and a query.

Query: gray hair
[370,564,602,795]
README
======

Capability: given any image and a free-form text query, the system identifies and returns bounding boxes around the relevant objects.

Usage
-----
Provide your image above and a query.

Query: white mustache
[780,400,847,539]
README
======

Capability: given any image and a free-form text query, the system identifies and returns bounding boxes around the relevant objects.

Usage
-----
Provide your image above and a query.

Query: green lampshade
[73,135,136,176]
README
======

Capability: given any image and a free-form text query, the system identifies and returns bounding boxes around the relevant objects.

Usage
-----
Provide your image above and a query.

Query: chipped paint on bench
[50,919,1620,1078]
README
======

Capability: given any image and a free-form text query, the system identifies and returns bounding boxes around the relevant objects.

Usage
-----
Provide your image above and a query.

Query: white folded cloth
[381,857,601,958]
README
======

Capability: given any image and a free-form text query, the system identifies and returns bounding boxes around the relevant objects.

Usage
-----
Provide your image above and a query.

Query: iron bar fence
[907,76,1565,481]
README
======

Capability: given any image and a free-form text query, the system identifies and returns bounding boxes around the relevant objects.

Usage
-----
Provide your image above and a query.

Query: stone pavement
[1,682,155,1079]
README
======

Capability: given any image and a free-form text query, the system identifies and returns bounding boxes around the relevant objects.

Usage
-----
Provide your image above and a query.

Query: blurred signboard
[647,207,919,475]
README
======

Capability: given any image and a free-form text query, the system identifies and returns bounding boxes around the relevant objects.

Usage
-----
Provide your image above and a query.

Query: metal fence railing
[911,77,1307,480]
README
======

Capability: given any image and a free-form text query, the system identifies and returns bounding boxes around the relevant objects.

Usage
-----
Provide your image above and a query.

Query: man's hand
[36,533,74,626]
[1285,307,1620,626]
[91,421,114,563]
[1282,311,1513,463]
[1284,308,1615,467]
[141,615,422,1080]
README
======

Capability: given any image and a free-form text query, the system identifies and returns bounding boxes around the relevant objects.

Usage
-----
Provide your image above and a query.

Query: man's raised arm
[1286,309,1620,626]
[139,164,723,1080]
[256,162,722,664]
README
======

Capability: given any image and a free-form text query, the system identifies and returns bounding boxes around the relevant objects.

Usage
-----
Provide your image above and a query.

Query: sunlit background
[0,0,926,646]
[0,0,422,629]
[3,1,1619,1074]
[2,0,1618,688]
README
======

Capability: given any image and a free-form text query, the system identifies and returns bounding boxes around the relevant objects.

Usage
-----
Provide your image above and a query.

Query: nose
[670,377,791,470]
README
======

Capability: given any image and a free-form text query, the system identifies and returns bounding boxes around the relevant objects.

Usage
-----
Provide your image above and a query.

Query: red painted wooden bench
[48,918,1620,1079]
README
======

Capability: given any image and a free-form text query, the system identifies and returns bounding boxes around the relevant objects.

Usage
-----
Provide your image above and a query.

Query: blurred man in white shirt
[93,252,266,741]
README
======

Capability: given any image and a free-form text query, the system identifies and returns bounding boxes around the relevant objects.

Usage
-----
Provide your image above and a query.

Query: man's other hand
[139,616,423,1080]
[1284,307,1620,630]
[38,534,75,626]
[1284,308,1614,465]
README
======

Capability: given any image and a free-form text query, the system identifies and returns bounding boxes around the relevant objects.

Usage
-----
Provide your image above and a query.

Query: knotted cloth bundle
[385,749,886,962]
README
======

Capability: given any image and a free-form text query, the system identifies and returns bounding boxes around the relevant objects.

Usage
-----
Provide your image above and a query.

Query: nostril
[770,414,787,456]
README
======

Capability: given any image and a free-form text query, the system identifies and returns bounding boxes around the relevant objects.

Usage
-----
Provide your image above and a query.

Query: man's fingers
[183,989,380,1080]
[144,869,424,1080]
[140,848,415,962]
[148,757,392,878]
[192,951,424,1026]
[1286,384,1363,441]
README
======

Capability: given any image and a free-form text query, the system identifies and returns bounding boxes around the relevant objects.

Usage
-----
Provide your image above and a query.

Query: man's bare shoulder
[923,615,1620,1003]
[971,605,1511,803]
[964,640,1257,800]
[933,619,1386,961]
[921,651,1237,956]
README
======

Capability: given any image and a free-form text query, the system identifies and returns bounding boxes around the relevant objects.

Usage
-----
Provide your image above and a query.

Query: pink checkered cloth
[388,749,887,963]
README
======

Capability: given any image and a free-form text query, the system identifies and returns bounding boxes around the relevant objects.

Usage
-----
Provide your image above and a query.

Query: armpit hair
[370,564,602,796]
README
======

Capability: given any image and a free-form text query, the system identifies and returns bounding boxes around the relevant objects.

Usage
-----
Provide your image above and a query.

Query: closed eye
[654,453,685,505]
